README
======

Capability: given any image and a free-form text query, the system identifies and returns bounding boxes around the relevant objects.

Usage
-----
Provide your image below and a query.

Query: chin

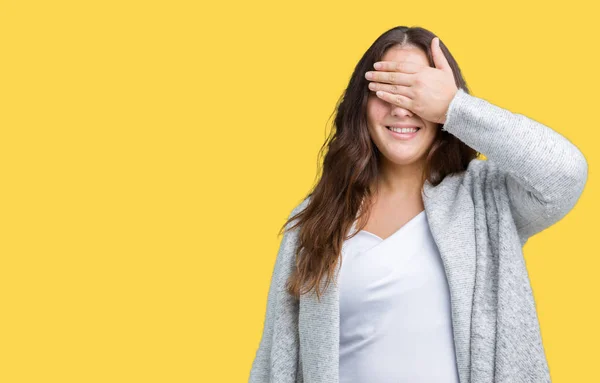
[386,157,425,166]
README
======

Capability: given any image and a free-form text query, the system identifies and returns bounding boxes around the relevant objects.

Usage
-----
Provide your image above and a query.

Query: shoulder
[278,196,312,253]
[460,157,505,190]
[428,158,507,203]
[425,158,493,196]
[291,195,311,216]
[284,196,311,231]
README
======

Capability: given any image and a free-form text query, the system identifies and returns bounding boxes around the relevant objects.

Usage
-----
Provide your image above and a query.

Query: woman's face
[366,45,439,168]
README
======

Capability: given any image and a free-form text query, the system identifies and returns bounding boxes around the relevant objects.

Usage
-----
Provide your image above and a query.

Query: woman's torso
[338,203,461,383]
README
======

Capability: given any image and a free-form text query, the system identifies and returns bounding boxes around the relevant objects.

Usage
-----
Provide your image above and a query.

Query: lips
[385,125,420,140]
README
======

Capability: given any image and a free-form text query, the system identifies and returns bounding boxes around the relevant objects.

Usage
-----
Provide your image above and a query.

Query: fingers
[368,81,413,99]
[374,60,423,73]
[365,68,415,87]
[365,60,423,111]
[431,37,452,73]
[374,90,413,110]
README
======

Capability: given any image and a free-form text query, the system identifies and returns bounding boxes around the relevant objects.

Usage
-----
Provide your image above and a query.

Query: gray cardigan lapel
[298,176,476,383]
[421,177,476,383]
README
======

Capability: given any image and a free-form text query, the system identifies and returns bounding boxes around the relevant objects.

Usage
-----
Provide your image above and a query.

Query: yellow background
[1,0,598,382]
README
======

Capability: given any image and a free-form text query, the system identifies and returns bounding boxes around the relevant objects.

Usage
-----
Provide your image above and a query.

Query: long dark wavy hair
[280,26,479,301]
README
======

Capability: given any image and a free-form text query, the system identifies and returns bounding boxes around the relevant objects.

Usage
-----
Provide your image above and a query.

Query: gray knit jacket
[248,88,588,383]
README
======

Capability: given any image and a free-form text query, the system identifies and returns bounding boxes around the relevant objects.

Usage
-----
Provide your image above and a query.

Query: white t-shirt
[339,210,460,383]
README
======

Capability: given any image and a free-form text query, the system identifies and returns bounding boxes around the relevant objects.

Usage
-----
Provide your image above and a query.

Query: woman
[249,26,588,383]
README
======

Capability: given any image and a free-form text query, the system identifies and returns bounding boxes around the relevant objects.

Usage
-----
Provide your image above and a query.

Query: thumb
[432,37,452,73]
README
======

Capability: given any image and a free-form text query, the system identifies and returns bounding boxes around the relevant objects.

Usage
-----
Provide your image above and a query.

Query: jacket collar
[299,176,476,383]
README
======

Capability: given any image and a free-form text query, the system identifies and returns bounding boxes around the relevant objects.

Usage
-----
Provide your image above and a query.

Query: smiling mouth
[385,126,421,132]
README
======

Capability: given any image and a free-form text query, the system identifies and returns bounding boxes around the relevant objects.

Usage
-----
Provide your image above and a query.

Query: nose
[391,104,413,118]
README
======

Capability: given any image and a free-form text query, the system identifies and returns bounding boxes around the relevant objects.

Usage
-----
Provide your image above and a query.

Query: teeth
[387,126,419,133]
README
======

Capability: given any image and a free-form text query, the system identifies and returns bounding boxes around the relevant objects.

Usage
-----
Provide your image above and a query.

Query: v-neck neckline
[359,210,426,242]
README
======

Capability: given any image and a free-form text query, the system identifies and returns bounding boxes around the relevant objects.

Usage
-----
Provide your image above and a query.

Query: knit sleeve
[442,88,588,243]
[248,200,305,383]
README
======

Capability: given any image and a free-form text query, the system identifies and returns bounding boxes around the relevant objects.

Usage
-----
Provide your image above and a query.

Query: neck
[374,157,426,199]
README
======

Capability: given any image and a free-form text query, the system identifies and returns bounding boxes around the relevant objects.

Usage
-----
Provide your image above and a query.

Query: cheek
[423,126,439,145]
[367,100,387,124]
